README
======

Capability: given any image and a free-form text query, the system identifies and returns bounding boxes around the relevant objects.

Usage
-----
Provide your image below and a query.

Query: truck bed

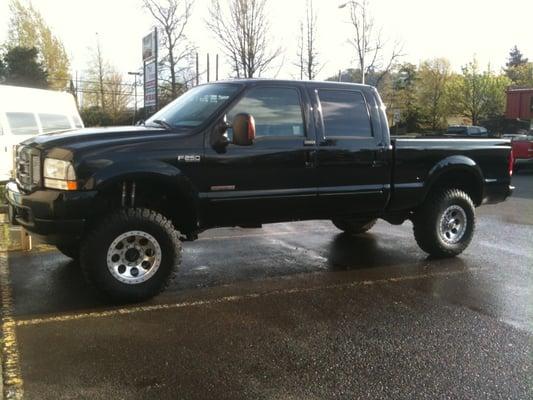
[389,138,512,211]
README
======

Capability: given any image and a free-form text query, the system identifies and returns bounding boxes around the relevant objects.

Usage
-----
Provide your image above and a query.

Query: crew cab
[5,80,514,301]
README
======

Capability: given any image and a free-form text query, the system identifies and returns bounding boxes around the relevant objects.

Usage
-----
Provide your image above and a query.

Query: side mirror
[232,113,256,146]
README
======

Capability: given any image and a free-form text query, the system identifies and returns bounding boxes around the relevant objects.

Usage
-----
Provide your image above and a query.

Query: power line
[47,77,143,87]
[76,89,143,97]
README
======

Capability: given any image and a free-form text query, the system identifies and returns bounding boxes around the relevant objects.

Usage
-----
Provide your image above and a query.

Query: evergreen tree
[8,0,70,90]
[506,46,528,69]
[1,46,48,88]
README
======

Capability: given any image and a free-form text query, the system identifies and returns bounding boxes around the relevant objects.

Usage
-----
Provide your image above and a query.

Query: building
[505,88,533,121]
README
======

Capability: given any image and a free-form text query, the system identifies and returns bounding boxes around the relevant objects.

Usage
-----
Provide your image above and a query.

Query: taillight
[508,149,514,176]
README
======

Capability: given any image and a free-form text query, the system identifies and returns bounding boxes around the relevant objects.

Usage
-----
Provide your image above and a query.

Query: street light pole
[128,71,142,125]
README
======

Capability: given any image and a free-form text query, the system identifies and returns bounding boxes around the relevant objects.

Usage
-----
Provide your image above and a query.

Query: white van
[0,85,83,181]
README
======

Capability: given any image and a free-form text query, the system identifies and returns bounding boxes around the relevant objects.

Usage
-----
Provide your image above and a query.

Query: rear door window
[6,112,39,135]
[318,90,372,137]
[39,113,72,133]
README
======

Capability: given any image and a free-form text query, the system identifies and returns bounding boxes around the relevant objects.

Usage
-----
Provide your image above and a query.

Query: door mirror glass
[232,113,255,146]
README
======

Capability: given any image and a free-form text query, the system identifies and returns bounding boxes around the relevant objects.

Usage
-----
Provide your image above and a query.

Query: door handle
[303,140,316,146]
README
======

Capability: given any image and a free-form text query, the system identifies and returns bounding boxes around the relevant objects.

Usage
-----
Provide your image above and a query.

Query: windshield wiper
[152,119,174,131]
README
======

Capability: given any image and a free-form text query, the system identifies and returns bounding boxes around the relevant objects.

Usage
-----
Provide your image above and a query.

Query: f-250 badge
[177,155,201,162]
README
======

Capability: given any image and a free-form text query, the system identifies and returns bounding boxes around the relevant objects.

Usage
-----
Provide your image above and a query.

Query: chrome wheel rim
[439,205,467,244]
[106,230,162,284]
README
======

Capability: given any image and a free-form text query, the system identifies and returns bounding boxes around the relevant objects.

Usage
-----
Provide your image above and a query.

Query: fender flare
[422,155,484,203]
[82,160,199,230]
[83,160,194,194]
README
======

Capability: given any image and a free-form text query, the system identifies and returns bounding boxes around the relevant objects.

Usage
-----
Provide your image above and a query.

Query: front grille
[16,146,41,192]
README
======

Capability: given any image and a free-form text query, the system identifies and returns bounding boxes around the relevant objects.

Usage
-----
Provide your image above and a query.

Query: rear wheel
[331,218,377,234]
[56,243,80,260]
[413,189,475,258]
[80,208,181,302]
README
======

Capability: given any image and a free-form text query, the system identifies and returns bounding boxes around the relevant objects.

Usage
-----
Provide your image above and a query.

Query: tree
[143,0,195,99]
[0,59,6,81]
[389,63,421,132]
[341,0,402,85]
[505,46,530,85]
[448,59,510,125]
[83,41,108,110]
[207,0,281,78]
[417,58,451,131]
[506,46,528,69]
[507,63,533,87]
[295,0,321,80]
[0,46,48,88]
[82,43,131,125]
[8,0,70,90]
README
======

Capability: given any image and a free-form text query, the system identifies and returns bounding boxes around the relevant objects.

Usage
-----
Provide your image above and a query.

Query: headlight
[43,158,77,190]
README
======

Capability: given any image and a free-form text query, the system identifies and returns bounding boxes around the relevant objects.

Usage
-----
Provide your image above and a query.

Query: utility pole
[128,71,142,125]
[196,53,199,85]
[216,54,219,81]
[207,53,210,83]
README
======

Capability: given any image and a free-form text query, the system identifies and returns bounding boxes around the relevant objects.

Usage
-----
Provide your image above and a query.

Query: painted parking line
[0,251,24,400]
[15,267,484,328]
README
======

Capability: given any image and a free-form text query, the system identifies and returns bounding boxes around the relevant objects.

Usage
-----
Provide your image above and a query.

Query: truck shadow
[327,233,421,271]
[7,228,459,317]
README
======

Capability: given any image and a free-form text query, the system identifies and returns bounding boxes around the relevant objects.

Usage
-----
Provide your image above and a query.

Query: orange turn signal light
[66,181,78,190]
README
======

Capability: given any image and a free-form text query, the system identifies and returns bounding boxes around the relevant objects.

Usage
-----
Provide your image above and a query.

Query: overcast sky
[1,0,532,84]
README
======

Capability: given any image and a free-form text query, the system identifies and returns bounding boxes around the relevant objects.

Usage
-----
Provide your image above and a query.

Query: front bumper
[5,181,98,244]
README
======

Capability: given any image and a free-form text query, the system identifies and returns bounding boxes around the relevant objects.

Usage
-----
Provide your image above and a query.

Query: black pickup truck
[5,80,513,301]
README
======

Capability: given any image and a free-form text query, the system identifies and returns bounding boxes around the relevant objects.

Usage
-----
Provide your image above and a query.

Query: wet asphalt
[1,169,532,399]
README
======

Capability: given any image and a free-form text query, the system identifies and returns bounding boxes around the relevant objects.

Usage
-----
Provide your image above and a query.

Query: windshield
[146,83,241,128]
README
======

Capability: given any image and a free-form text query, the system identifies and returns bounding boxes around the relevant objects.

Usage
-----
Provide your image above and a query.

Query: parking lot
[0,170,531,399]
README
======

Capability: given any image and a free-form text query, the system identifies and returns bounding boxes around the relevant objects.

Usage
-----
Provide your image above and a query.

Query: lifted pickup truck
[6,80,514,301]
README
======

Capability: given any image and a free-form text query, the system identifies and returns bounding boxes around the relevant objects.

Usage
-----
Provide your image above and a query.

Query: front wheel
[80,208,182,302]
[413,189,475,258]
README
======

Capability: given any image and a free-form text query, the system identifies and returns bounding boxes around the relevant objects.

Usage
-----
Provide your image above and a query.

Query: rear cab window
[6,112,39,135]
[318,90,372,138]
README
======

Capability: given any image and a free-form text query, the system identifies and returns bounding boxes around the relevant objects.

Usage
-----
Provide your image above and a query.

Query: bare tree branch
[206,0,281,78]
[346,0,403,85]
[295,0,322,80]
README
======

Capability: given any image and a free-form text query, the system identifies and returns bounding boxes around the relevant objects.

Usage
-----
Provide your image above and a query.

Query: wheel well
[92,178,198,235]
[426,169,483,206]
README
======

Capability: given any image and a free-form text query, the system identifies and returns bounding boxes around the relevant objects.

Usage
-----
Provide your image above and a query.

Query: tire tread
[413,188,475,258]
[80,208,181,301]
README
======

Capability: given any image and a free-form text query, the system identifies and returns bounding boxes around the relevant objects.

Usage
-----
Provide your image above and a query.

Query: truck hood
[23,125,188,150]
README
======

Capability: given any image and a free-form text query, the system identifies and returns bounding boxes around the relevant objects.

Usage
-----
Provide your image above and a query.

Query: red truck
[504,133,533,168]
